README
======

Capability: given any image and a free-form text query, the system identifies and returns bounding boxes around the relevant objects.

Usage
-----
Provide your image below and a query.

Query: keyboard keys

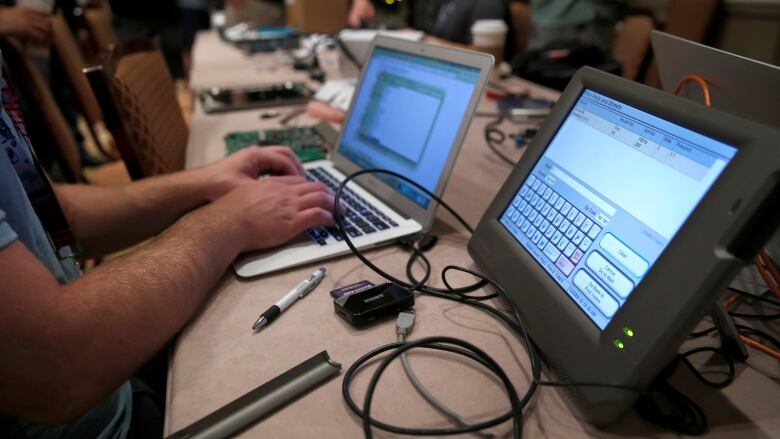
[531,179,541,191]
[539,220,550,234]
[541,203,551,217]
[519,186,529,198]
[566,208,578,221]
[579,237,593,251]
[538,237,548,250]
[560,219,571,234]
[543,243,561,262]
[573,212,586,227]
[549,193,559,206]
[553,213,563,228]
[532,230,542,244]
[526,225,537,239]
[531,194,540,206]
[528,210,538,223]
[542,187,553,200]
[544,225,556,238]
[550,230,562,245]
[572,230,584,246]
[582,218,593,233]
[518,200,528,212]
[571,249,584,264]
[554,198,565,211]
[555,255,575,276]
[546,208,557,222]
[587,224,602,240]
[533,215,544,228]
[537,183,548,195]
[520,220,530,234]
[561,202,572,216]
[556,237,569,251]
[564,242,576,258]
[565,224,577,239]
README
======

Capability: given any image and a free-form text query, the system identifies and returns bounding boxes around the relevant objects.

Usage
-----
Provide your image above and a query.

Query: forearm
[0,207,240,423]
[56,170,209,255]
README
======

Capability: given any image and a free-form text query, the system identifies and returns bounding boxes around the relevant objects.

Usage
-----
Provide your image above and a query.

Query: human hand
[0,6,50,43]
[348,0,375,28]
[200,176,337,253]
[194,146,306,201]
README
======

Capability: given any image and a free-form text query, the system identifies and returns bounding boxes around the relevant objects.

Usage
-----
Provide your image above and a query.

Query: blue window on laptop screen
[500,90,737,330]
[339,47,480,208]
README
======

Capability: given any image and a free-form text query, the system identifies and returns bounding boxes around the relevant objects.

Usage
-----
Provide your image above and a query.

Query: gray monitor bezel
[332,36,494,231]
[468,66,780,426]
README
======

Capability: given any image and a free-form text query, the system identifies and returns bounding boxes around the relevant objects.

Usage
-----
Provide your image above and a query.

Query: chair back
[85,41,188,180]
[611,14,654,81]
[1,39,83,182]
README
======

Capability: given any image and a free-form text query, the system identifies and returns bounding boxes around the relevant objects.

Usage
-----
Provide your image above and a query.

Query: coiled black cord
[334,169,729,438]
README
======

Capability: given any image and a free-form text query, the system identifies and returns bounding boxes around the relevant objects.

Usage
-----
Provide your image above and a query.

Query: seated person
[0,77,337,437]
[349,0,512,50]
[528,0,626,52]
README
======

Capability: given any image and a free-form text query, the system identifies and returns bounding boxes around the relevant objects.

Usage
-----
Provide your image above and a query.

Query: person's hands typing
[195,146,306,201]
[198,176,338,253]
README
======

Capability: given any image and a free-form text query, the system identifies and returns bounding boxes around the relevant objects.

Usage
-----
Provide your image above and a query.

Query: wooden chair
[83,6,117,53]
[51,12,116,159]
[644,0,722,87]
[85,41,189,180]
[1,39,128,185]
[611,14,655,81]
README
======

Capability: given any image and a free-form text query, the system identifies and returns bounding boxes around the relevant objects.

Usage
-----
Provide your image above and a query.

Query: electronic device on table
[224,122,339,163]
[233,36,494,277]
[468,66,780,426]
[221,25,300,53]
[199,82,312,114]
[651,30,780,130]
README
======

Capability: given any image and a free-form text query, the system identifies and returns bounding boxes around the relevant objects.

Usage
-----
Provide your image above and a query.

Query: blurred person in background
[348,0,515,59]
[528,0,626,52]
[225,0,284,28]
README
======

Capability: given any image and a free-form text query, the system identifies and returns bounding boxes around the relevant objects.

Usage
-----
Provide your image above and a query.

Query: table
[166,30,780,438]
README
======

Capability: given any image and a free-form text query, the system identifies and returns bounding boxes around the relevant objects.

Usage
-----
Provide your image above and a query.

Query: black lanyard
[1,72,79,258]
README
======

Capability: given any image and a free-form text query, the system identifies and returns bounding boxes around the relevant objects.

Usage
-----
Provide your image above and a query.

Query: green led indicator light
[623,327,635,337]
[614,339,625,350]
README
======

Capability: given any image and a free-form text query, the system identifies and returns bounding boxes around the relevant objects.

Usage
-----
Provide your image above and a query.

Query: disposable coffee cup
[471,19,508,66]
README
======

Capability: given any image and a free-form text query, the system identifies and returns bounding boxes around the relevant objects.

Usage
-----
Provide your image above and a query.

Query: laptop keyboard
[505,177,603,277]
[304,167,399,246]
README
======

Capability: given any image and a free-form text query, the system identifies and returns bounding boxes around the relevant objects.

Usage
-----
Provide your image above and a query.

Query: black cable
[736,325,780,351]
[343,338,523,438]
[484,114,517,166]
[728,288,780,308]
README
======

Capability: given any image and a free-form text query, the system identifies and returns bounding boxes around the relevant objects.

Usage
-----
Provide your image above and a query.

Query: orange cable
[674,74,712,108]
[755,255,780,300]
[723,292,741,309]
[760,250,780,286]
[740,335,780,361]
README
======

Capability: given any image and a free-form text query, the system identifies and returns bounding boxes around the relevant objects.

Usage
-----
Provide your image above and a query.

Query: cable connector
[396,310,416,341]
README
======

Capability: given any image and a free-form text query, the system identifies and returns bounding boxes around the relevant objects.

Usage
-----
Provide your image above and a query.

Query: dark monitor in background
[469,67,780,426]
[651,30,780,130]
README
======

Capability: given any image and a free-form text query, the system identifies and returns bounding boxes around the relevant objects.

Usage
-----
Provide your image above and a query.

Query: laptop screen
[338,46,481,209]
[499,89,737,330]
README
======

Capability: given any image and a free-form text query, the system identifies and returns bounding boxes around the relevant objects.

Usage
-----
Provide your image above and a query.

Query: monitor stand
[710,302,748,361]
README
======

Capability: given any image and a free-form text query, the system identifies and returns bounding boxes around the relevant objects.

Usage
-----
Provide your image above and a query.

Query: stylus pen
[252,267,326,331]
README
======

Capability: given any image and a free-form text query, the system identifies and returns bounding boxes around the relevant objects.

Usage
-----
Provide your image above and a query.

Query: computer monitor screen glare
[500,89,737,330]
[338,46,480,208]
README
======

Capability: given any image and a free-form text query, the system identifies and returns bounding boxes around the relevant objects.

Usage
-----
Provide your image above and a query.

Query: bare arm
[56,146,304,256]
[0,175,335,424]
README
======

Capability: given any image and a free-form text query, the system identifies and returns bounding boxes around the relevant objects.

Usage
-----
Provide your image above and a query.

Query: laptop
[234,36,494,278]
[651,30,780,129]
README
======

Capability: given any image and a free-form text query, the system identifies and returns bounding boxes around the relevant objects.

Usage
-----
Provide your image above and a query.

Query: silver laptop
[651,30,780,129]
[234,36,494,277]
